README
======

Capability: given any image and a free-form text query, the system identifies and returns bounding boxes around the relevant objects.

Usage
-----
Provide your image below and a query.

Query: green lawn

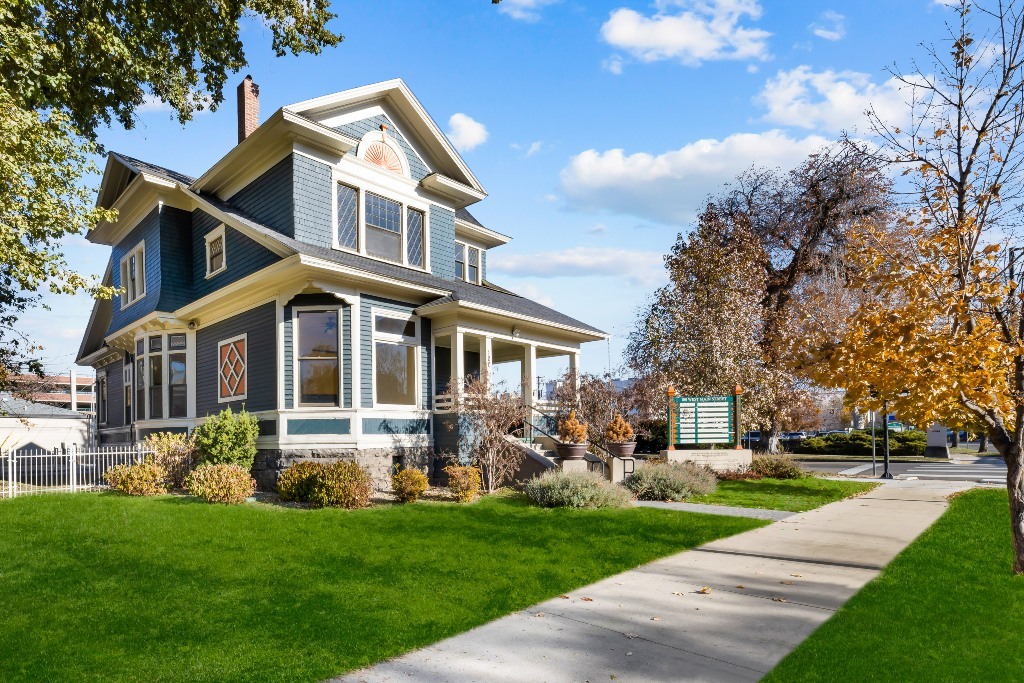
[764,488,1024,681]
[0,492,764,682]
[687,478,879,512]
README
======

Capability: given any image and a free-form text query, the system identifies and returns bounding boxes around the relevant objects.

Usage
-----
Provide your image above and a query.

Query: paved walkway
[635,500,795,521]
[334,480,971,683]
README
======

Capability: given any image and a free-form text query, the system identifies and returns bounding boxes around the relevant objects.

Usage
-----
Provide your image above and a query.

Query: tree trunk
[1006,446,1024,574]
[951,429,960,448]
[759,429,782,454]
[978,434,988,453]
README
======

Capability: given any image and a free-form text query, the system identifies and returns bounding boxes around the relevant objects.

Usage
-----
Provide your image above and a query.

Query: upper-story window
[334,182,427,270]
[205,226,226,278]
[455,242,482,284]
[119,242,146,307]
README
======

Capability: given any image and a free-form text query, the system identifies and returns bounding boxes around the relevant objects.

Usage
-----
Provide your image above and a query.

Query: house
[76,77,605,488]
[0,393,91,452]
[9,372,96,414]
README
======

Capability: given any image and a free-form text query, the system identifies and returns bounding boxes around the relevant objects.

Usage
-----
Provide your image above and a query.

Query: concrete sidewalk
[334,479,971,683]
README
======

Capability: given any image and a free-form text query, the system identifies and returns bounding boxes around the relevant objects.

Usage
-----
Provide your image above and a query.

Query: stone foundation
[662,448,753,472]
[253,447,433,492]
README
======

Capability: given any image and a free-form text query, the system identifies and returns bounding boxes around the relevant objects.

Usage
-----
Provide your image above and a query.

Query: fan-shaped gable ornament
[364,140,404,174]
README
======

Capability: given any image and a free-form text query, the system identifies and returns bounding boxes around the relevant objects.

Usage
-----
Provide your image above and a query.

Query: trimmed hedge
[798,430,926,457]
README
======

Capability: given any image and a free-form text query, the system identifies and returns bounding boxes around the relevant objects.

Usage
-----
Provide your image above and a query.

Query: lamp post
[881,399,893,479]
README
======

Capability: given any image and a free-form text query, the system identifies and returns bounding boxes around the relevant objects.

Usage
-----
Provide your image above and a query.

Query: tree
[449,375,528,493]
[0,0,342,387]
[628,150,890,451]
[813,1,1024,572]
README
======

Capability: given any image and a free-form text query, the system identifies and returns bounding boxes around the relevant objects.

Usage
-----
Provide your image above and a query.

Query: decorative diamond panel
[218,338,247,399]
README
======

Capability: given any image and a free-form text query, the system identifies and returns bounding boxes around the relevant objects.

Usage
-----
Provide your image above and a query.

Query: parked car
[742,430,761,448]
[783,431,808,441]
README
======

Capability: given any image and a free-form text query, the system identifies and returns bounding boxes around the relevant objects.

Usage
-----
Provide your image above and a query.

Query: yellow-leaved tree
[810,0,1024,572]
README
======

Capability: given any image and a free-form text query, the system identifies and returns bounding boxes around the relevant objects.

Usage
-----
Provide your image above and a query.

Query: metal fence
[1,445,152,499]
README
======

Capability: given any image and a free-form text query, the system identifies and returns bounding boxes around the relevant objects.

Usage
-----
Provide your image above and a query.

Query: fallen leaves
[697,586,713,594]
[650,617,662,622]
[581,597,594,602]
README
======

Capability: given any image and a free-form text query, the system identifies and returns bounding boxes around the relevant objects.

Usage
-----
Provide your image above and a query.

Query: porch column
[451,331,465,395]
[523,343,536,408]
[482,336,493,390]
[569,350,581,400]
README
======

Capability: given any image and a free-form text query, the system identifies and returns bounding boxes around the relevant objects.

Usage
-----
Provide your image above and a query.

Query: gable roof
[0,393,88,419]
[111,152,196,185]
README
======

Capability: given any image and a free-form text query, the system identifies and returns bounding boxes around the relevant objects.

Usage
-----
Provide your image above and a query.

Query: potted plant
[556,410,588,460]
[604,413,636,457]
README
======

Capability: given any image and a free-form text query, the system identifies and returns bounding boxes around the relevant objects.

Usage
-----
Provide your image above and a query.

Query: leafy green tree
[0,0,342,386]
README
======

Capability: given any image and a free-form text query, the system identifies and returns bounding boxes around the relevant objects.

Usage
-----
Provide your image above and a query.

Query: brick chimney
[236,75,259,143]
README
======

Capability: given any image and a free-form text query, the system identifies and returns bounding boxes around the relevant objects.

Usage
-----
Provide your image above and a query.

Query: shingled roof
[0,393,88,419]
[111,152,197,186]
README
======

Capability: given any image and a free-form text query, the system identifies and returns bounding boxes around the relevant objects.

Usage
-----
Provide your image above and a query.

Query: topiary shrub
[558,410,588,444]
[308,461,373,509]
[192,406,261,470]
[105,462,169,496]
[185,463,256,504]
[523,470,632,509]
[277,461,326,502]
[444,465,482,502]
[391,467,429,503]
[750,455,805,479]
[144,432,199,489]
[625,461,717,501]
[604,413,635,442]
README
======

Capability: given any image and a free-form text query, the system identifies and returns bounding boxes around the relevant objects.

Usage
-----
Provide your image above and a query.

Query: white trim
[355,128,411,179]
[204,224,227,279]
[119,241,147,309]
[370,307,421,409]
[292,305,344,409]
[217,334,249,403]
[454,241,481,284]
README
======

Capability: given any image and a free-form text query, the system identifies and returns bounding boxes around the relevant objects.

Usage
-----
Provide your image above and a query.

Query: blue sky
[32,0,957,378]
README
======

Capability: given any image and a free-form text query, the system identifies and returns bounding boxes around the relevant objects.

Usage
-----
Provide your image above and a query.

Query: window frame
[330,170,431,272]
[96,372,107,426]
[204,225,227,279]
[371,308,421,409]
[134,331,190,420]
[454,242,482,284]
[293,307,343,408]
[217,334,248,403]
[119,242,146,308]
[123,362,133,425]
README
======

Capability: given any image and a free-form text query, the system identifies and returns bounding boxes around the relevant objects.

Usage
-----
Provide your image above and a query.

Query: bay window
[297,310,340,406]
[136,332,189,419]
[373,312,419,407]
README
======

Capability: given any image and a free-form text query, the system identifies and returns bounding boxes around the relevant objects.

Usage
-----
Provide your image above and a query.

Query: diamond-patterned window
[407,208,424,268]
[337,182,358,250]
[218,336,247,401]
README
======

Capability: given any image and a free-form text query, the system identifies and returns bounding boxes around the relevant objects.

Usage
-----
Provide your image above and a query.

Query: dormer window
[120,242,146,307]
[455,242,481,284]
[205,225,226,278]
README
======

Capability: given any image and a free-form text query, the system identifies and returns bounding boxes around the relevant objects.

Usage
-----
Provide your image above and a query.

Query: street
[803,456,1007,484]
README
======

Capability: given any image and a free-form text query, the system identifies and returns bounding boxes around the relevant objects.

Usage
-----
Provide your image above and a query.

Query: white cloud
[446,113,489,152]
[489,247,667,286]
[603,54,625,75]
[560,129,831,224]
[601,0,771,67]
[587,223,609,235]
[756,66,910,133]
[512,140,544,157]
[809,10,845,41]
[498,0,559,22]
[137,94,172,113]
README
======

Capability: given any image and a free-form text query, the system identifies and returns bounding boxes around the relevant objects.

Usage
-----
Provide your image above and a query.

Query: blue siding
[362,417,430,435]
[283,294,351,409]
[429,205,456,280]
[109,209,161,334]
[98,356,125,430]
[157,207,193,312]
[191,210,281,299]
[360,295,432,409]
[228,155,294,237]
[195,302,277,416]
[286,418,351,435]
[334,114,430,181]
[293,155,334,248]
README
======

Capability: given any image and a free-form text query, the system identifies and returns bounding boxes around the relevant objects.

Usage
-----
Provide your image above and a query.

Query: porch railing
[1,445,151,499]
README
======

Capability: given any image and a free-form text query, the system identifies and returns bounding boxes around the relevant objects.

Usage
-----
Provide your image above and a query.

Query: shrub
[105,462,169,496]
[308,461,373,509]
[277,461,326,502]
[625,461,717,501]
[144,432,199,489]
[391,467,429,503]
[558,410,588,444]
[185,463,255,504]
[717,467,763,481]
[192,406,261,470]
[750,455,805,480]
[635,419,668,453]
[523,470,632,509]
[445,465,482,502]
[605,414,635,442]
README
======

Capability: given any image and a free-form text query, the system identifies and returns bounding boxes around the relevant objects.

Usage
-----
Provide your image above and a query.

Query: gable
[334,113,430,181]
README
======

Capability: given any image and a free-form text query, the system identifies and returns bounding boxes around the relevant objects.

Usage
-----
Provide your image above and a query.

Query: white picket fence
[0,445,153,499]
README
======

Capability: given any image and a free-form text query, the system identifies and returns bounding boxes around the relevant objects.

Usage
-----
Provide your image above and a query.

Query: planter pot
[556,443,588,460]
[606,442,636,458]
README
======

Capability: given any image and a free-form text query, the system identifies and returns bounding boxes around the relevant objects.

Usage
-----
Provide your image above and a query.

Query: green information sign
[667,386,743,448]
